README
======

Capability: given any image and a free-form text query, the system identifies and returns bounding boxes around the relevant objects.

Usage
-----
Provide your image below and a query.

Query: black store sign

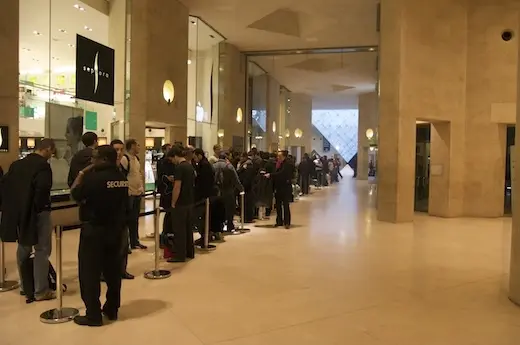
[0,126,9,152]
[75,35,115,106]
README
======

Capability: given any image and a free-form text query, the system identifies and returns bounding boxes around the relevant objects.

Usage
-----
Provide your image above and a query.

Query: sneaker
[35,290,56,301]
[74,315,103,327]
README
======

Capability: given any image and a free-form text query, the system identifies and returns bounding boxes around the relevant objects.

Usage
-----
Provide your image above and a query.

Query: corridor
[0,179,518,344]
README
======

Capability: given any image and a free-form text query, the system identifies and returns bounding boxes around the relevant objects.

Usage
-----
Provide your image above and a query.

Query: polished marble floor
[0,174,518,344]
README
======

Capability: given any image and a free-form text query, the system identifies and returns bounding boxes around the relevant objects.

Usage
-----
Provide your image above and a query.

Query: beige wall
[218,43,247,149]
[357,92,378,180]
[128,0,188,158]
[0,0,20,169]
[378,0,519,222]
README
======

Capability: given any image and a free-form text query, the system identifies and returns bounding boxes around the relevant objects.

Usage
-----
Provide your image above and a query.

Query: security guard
[70,145,129,327]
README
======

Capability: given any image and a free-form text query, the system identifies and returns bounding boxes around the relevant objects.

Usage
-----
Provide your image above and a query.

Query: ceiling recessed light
[209,34,215,38]
[74,4,85,11]
[68,43,75,48]
[368,48,375,51]
[190,20,197,25]
[58,28,67,33]
[84,26,92,31]
[33,31,41,36]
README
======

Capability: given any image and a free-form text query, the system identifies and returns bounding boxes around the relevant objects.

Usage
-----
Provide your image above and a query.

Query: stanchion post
[0,240,19,292]
[144,208,171,279]
[198,198,216,251]
[240,192,251,233]
[40,225,79,324]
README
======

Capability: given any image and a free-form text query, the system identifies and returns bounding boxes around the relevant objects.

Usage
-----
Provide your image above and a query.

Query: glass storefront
[19,0,116,195]
[248,62,267,151]
[187,17,225,155]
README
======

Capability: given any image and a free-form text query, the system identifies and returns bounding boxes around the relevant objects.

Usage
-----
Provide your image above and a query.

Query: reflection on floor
[0,175,518,344]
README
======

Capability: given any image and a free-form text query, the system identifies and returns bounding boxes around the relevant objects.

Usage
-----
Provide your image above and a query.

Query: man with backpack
[193,148,217,247]
[67,132,98,187]
[213,154,243,233]
[120,139,147,250]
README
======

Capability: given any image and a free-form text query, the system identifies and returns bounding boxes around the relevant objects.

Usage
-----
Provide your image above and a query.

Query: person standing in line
[166,146,195,262]
[298,153,313,195]
[0,139,56,301]
[214,153,243,234]
[208,144,221,165]
[70,145,128,327]
[193,148,217,247]
[110,139,134,280]
[67,132,98,187]
[265,150,293,229]
[237,152,255,223]
[155,143,172,193]
[120,139,147,250]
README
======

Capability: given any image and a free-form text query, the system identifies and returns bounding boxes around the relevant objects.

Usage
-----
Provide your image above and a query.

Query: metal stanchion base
[144,269,171,280]
[197,244,217,252]
[40,307,79,324]
[239,228,251,233]
[0,280,19,292]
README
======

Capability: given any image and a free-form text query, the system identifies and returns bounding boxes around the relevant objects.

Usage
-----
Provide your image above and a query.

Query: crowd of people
[0,133,344,327]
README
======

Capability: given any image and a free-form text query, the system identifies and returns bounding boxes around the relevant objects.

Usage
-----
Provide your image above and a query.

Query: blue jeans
[16,211,52,294]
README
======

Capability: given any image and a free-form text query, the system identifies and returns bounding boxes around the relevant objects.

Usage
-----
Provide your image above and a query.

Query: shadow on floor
[254,224,303,229]
[119,299,170,320]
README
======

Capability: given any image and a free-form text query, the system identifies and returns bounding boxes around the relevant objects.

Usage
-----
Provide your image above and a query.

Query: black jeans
[121,227,129,274]
[222,191,236,231]
[275,189,291,226]
[170,206,195,260]
[127,196,142,247]
[79,227,123,321]
[301,174,310,195]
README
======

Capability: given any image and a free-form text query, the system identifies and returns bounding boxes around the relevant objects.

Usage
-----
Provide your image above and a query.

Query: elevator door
[415,125,430,212]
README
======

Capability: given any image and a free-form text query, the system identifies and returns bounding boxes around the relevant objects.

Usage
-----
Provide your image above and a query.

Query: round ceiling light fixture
[366,128,374,139]
[272,121,276,133]
[236,108,243,123]
[294,128,303,138]
[163,80,175,105]
[284,129,291,138]
[217,129,225,138]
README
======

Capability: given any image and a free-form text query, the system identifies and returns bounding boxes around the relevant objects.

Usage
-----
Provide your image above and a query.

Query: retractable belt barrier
[40,225,79,324]
[144,207,172,280]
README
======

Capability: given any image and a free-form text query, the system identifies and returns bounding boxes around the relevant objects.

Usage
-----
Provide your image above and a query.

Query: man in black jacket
[193,148,217,247]
[0,139,55,301]
[67,132,98,187]
[70,145,129,327]
[155,143,172,194]
[266,150,293,229]
[298,153,314,195]
[237,153,256,223]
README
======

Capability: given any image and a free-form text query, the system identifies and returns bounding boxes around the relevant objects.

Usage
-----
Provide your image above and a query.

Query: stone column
[509,0,520,307]
[128,0,188,161]
[218,42,246,150]
[357,92,378,180]
[266,75,280,151]
[286,93,312,153]
[0,0,19,169]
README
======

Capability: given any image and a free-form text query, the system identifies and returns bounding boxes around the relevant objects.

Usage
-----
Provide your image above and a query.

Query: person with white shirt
[120,139,147,250]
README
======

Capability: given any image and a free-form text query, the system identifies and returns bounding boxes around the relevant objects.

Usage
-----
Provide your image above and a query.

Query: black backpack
[20,257,67,303]
[121,154,140,177]
[216,165,235,192]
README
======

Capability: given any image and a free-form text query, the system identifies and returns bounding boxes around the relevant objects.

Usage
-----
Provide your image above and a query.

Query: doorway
[415,123,431,212]
[505,125,515,215]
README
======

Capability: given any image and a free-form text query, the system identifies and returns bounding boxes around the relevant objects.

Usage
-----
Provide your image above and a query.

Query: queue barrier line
[40,225,80,324]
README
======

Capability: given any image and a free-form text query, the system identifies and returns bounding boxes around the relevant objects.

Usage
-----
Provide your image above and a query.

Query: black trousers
[127,196,142,247]
[121,227,129,274]
[275,189,291,226]
[222,191,236,231]
[301,174,310,195]
[243,191,254,223]
[79,228,123,321]
[170,206,195,260]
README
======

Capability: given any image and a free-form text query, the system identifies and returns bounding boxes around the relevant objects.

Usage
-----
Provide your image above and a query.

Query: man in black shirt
[166,146,195,262]
[70,145,129,327]
[67,132,98,187]
[0,139,55,301]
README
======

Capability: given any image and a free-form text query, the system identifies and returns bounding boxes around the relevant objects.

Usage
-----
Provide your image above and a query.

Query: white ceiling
[181,0,379,109]
[20,0,109,73]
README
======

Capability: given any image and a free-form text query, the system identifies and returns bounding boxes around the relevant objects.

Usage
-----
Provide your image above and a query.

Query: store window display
[249,63,268,151]
[18,0,118,196]
[187,17,225,155]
